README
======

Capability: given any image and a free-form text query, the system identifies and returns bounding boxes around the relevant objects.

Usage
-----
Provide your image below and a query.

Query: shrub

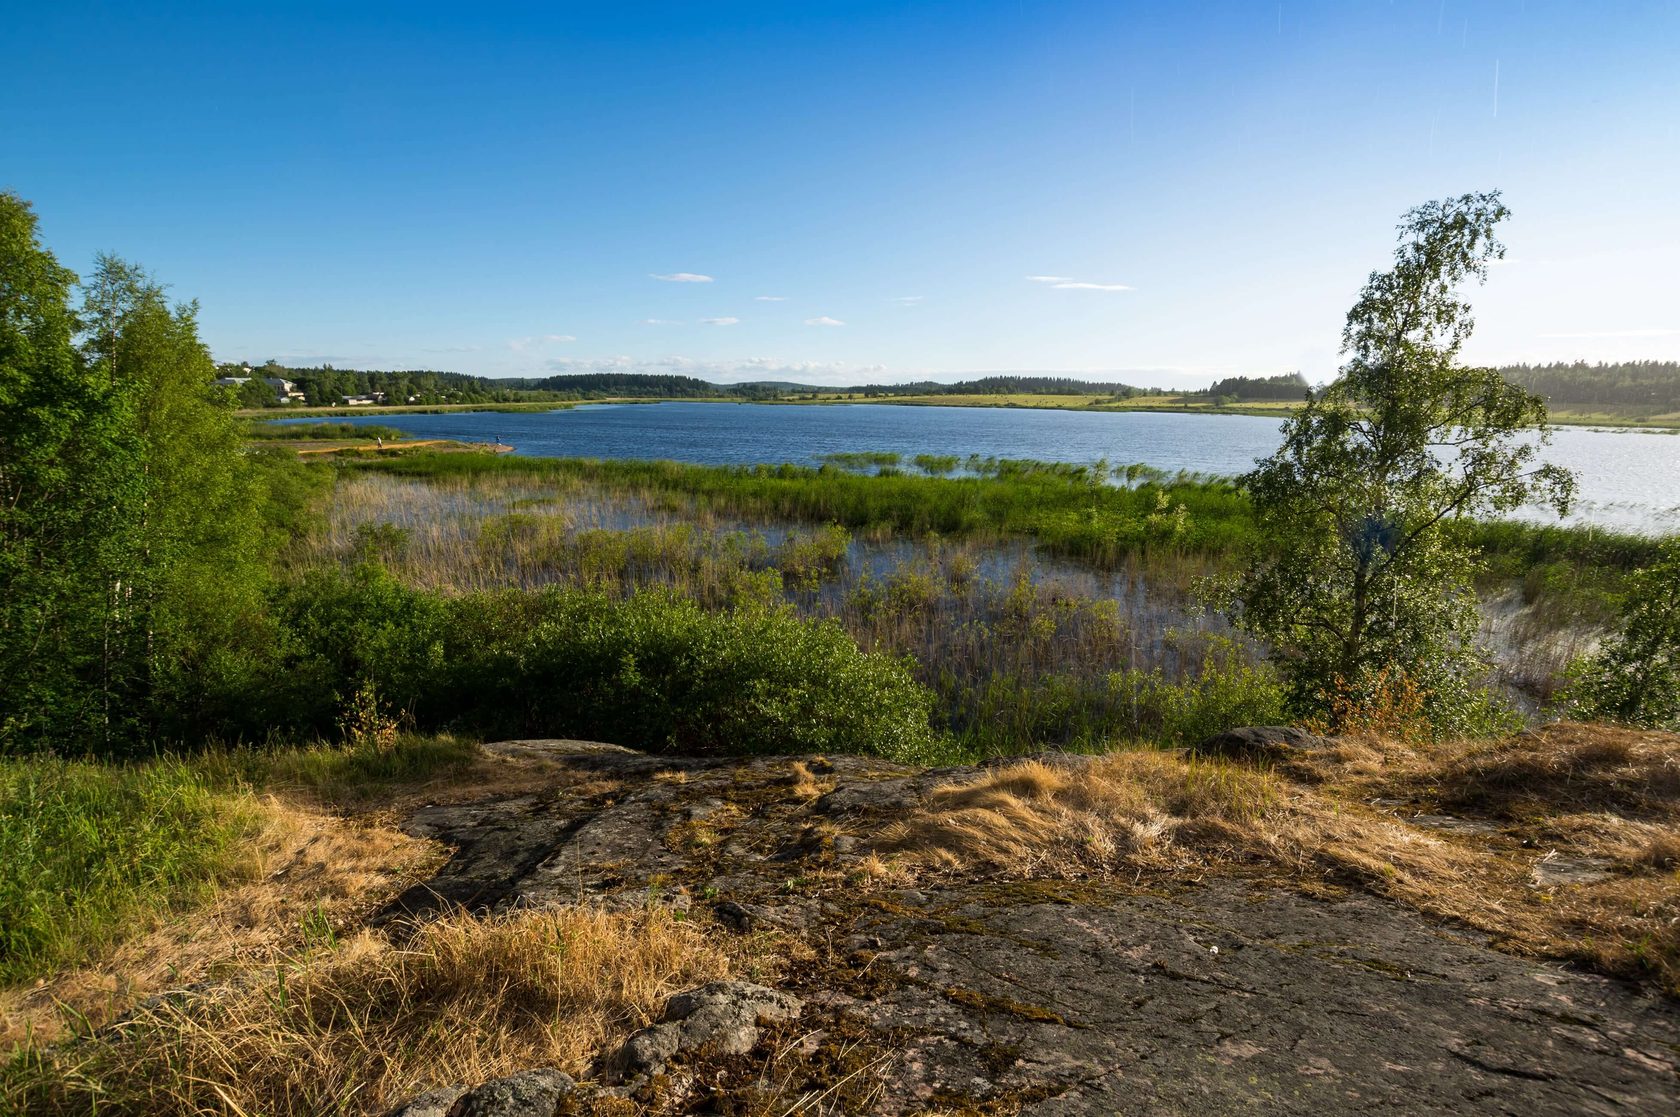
[1560,539,1680,729]
[207,567,941,762]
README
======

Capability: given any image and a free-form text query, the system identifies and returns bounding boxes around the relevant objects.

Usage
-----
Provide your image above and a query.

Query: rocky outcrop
[602,981,803,1083]
[386,1069,574,1117]
[380,739,1679,1115]
[1192,724,1340,758]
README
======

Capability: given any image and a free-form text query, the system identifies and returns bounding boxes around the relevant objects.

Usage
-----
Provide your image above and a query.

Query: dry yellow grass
[873,725,1680,991]
[12,905,731,1116]
[0,796,441,1049]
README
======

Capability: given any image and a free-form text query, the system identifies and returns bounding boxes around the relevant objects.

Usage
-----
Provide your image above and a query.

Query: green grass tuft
[0,756,261,985]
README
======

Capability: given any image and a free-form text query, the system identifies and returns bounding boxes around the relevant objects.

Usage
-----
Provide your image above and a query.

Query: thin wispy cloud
[508,334,576,352]
[543,355,887,384]
[1027,275,1133,292]
[1537,328,1680,339]
[641,318,681,325]
[754,295,787,301]
[700,316,740,326]
[804,316,845,326]
[651,272,714,283]
[894,295,924,305]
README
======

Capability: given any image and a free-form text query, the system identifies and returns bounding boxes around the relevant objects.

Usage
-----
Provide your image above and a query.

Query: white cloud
[1537,328,1679,339]
[641,318,682,325]
[894,296,925,305]
[1028,275,1133,292]
[544,355,638,373]
[651,272,714,283]
[804,316,845,326]
[700,316,741,326]
[508,334,576,352]
[754,295,787,301]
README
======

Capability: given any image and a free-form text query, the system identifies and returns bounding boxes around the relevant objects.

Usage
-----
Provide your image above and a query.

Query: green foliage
[1196,372,1311,401]
[202,566,941,763]
[253,421,407,441]
[0,755,257,983]
[1226,193,1574,736]
[1561,540,1680,729]
[1,198,276,754]
[0,195,142,748]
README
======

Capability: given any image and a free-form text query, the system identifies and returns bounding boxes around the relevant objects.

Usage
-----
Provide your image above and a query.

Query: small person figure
[376,436,384,449]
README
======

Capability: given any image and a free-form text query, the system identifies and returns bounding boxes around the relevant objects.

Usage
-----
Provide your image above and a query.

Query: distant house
[214,375,303,404]
[340,391,387,406]
[264,377,306,403]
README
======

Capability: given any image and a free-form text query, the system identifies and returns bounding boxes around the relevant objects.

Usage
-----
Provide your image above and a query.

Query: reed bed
[296,473,1280,751]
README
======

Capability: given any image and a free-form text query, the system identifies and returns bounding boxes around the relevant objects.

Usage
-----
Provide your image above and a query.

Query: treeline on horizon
[227,359,1680,413]
[1498,361,1680,413]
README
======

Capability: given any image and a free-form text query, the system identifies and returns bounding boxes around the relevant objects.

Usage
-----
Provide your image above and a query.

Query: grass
[0,736,478,993]
[251,421,410,441]
[6,905,733,1116]
[298,464,1662,746]
[872,721,1680,994]
[291,472,1281,755]
[0,756,264,987]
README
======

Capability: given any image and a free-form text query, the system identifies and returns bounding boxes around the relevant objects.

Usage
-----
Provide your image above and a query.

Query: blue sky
[5,1,1677,387]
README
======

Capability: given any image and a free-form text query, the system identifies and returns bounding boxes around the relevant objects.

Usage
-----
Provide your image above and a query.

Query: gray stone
[605,981,803,1081]
[445,1068,573,1116]
[1530,851,1615,887]
[1192,724,1340,758]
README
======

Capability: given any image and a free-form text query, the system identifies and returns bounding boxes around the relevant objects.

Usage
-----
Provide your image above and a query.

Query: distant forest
[1496,361,1680,413]
[224,359,1680,414]
[1192,372,1310,401]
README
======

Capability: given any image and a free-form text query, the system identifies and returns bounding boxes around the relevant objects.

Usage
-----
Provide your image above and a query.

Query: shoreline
[242,394,1680,431]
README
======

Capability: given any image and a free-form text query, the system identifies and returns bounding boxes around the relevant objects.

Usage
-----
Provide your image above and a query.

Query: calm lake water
[277,402,1680,533]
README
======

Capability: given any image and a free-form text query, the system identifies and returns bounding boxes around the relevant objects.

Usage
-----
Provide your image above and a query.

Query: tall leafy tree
[1226,192,1574,734]
[79,256,271,740]
[2,196,270,752]
[0,195,143,749]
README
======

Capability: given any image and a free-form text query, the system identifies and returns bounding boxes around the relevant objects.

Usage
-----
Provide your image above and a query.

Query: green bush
[204,567,940,763]
[1560,539,1680,729]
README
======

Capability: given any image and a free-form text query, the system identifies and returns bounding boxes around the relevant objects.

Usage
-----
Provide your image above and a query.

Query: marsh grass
[253,421,409,442]
[297,472,1279,752]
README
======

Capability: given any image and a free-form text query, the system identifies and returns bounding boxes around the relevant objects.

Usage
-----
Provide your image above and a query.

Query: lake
[274,402,1680,533]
